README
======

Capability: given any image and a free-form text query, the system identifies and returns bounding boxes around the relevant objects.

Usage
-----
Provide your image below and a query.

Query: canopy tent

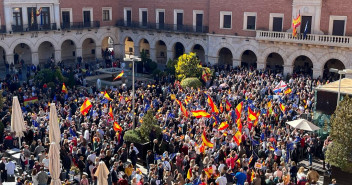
[287,119,320,131]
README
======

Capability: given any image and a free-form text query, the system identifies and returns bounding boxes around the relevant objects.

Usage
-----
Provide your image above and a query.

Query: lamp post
[124,55,141,129]
[329,68,352,105]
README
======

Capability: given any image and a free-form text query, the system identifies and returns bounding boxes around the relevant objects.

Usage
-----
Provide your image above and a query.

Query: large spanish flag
[233,131,242,145]
[218,121,229,131]
[176,99,189,117]
[248,107,257,121]
[292,13,301,28]
[206,95,219,114]
[235,102,243,118]
[62,83,68,94]
[108,104,114,119]
[191,110,211,118]
[103,91,113,101]
[80,98,92,116]
[113,121,123,132]
[225,100,231,111]
[113,70,124,81]
[201,131,214,148]
[279,103,286,113]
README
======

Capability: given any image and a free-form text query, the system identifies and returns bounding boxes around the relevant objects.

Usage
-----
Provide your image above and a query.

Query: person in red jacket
[117,174,128,185]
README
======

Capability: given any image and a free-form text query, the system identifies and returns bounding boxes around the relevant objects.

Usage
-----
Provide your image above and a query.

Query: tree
[325,96,352,172]
[175,52,202,80]
[139,110,161,142]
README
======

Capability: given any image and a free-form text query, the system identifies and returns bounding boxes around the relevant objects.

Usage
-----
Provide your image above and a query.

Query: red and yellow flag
[251,170,255,182]
[80,98,92,116]
[219,103,224,113]
[184,96,192,105]
[103,91,113,101]
[235,102,243,118]
[113,121,123,132]
[204,167,213,178]
[113,70,124,81]
[207,95,219,114]
[248,107,257,121]
[279,103,286,113]
[201,130,214,148]
[199,143,205,153]
[108,104,114,119]
[62,83,68,94]
[176,99,189,117]
[225,100,231,111]
[233,131,242,145]
[191,110,210,118]
[237,118,243,133]
[218,121,229,131]
[284,88,292,95]
[187,168,192,179]
[269,145,275,151]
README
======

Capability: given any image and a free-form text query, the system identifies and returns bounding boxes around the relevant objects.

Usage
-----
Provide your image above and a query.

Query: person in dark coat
[129,146,137,168]
[146,150,154,173]
[110,165,118,185]
[0,157,7,182]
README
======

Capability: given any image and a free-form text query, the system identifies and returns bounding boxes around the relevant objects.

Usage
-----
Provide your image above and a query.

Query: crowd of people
[0,60,339,185]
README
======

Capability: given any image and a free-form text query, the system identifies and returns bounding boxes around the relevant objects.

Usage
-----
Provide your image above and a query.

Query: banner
[24,97,38,106]
[254,162,262,169]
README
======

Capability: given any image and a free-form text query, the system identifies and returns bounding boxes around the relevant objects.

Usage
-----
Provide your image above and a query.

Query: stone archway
[61,40,76,64]
[173,42,185,59]
[241,50,257,69]
[0,46,5,67]
[323,59,346,80]
[38,41,55,66]
[192,44,205,64]
[14,43,32,65]
[293,55,313,76]
[82,38,96,61]
[155,40,167,64]
[139,38,150,58]
[218,47,233,66]
[266,53,284,72]
[124,37,134,57]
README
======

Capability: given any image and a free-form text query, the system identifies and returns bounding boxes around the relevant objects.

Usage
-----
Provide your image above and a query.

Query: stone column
[95,45,102,60]
[257,62,265,70]
[54,4,60,29]
[32,52,39,66]
[283,65,293,77]
[233,58,241,67]
[149,47,156,62]
[54,50,61,63]
[167,50,173,61]
[207,56,218,66]
[22,8,28,26]
[76,48,82,58]
[312,68,323,79]
[6,54,14,65]
[134,45,140,57]
[4,6,12,32]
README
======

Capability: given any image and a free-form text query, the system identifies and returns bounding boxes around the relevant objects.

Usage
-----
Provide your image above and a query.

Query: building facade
[0,0,351,78]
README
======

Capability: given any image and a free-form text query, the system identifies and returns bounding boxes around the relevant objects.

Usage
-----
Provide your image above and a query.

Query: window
[243,12,257,30]
[102,8,112,21]
[156,9,165,29]
[12,8,22,26]
[193,10,204,32]
[82,8,93,27]
[329,16,347,36]
[139,8,148,27]
[124,7,132,26]
[220,11,232,29]
[269,13,284,32]
[174,9,183,30]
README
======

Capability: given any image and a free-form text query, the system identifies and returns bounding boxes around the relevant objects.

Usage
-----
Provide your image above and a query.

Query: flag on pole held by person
[233,131,242,145]
[248,107,257,121]
[108,104,114,119]
[201,130,214,148]
[113,70,124,81]
[62,83,68,94]
[225,100,231,111]
[206,94,219,114]
[80,98,92,116]
[279,103,286,113]
[218,121,229,131]
[235,101,243,118]
[113,121,122,132]
[176,99,189,117]
[191,110,211,118]
[102,91,112,101]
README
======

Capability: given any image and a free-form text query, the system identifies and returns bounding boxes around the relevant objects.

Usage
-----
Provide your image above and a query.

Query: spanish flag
[236,158,241,166]
[218,121,229,131]
[248,107,257,121]
[279,103,286,113]
[219,103,224,113]
[113,70,124,81]
[267,101,272,108]
[113,121,123,132]
[251,170,255,182]
[225,100,231,111]
[237,118,242,132]
[176,99,189,117]
[204,167,213,178]
[284,88,292,95]
[108,104,113,119]
[103,91,113,101]
[235,102,243,118]
[199,143,205,153]
[62,83,68,94]
[233,131,242,145]
[249,155,253,165]
[269,145,275,151]
[184,96,192,105]
[187,168,192,179]
[80,98,92,116]
[206,95,219,114]
[191,110,211,118]
[201,131,214,148]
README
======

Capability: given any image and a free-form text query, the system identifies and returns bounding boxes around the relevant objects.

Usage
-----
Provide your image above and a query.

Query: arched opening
[0,47,5,67]
[173,42,184,59]
[323,59,345,80]
[293,55,313,76]
[139,38,150,58]
[155,40,167,64]
[82,38,96,61]
[124,37,134,58]
[192,44,205,65]
[218,47,233,67]
[38,41,55,66]
[241,50,257,69]
[266,53,284,73]
[61,40,76,63]
[14,43,31,65]
[101,36,114,60]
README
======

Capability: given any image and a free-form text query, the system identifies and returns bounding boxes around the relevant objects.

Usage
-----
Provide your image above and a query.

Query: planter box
[126,141,151,166]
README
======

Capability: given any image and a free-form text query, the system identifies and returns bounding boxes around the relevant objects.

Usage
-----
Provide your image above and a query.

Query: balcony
[60,21,100,30]
[256,30,352,48]
[0,25,6,33]
[115,20,209,34]
[12,23,57,33]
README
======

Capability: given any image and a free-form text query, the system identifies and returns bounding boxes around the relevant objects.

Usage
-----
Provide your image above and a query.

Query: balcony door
[196,14,203,32]
[300,16,312,34]
[141,11,147,27]
[176,13,183,31]
[332,20,345,36]
[83,11,91,27]
[272,17,283,32]
[158,11,164,29]
[12,8,23,32]
[62,11,70,28]
[27,7,37,31]
[41,7,51,29]
[126,10,131,26]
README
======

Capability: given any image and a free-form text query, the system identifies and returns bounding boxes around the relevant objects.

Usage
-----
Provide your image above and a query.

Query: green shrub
[123,129,143,143]
[181,77,202,89]
[166,58,176,75]
[152,69,161,77]
[175,52,202,80]
[33,68,67,86]
[140,110,162,142]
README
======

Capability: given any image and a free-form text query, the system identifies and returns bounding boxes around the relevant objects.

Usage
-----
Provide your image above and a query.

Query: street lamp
[124,55,141,129]
[329,68,352,105]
